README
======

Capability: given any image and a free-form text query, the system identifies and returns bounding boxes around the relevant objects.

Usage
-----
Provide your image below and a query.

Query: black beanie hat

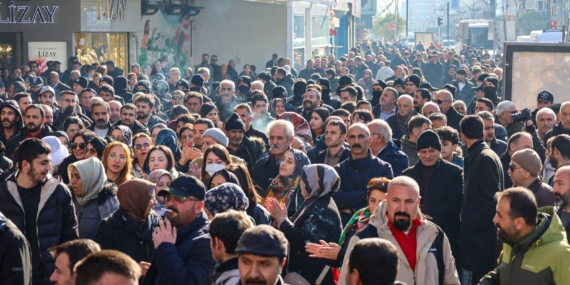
[373,79,387,89]
[134,80,151,93]
[113,76,128,92]
[272,86,288,99]
[417,129,441,152]
[100,76,114,86]
[74,76,89,89]
[317,78,330,89]
[405,74,420,87]
[191,74,205,87]
[477,73,490,82]
[442,84,457,96]
[176,79,189,90]
[293,81,307,97]
[238,76,252,88]
[257,72,271,82]
[338,75,353,86]
[224,112,246,132]
[484,77,498,87]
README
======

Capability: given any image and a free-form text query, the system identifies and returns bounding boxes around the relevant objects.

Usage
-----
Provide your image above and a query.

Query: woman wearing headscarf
[269,98,286,117]
[69,157,119,240]
[262,149,310,216]
[155,128,181,162]
[111,125,133,146]
[95,178,160,263]
[145,169,173,217]
[42,136,69,178]
[85,137,109,160]
[54,131,70,151]
[207,169,239,189]
[204,182,249,220]
[277,112,313,148]
[265,164,342,285]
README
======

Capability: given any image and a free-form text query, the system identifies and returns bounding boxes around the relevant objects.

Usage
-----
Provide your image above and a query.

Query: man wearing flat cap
[402,129,463,259]
[509,149,555,207]
[142,176,215,285]
[451,69,475,103]
[235,225,289,285]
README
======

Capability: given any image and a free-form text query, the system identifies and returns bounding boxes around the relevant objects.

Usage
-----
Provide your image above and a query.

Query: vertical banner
[28,42,68,75]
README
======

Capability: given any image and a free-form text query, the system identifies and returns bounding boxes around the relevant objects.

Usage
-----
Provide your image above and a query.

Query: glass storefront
[0,33,23,69]
[74,32,129,72]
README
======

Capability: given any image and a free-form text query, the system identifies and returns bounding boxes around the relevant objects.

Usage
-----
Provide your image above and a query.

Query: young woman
[204,182,249,220]
[59,130,96,184]
[42,136,69,178]
[200,144,232,184]
[227,163,272,225]
[132,133,153,178]
[309,107,330,141]
[54,131,70,151]
[351,109,374,125]
[102,141,133,185]
[111,125,133,146]
[69,157,119,240]
[199,103,221,128]
[143,145,180,179]
[155,128,181,162]
[177,124,194,147]
[85,137,108,160]
[269,98,286,117]
[145,169,173,217]
[63,117,85,143]
[150,124,167,145]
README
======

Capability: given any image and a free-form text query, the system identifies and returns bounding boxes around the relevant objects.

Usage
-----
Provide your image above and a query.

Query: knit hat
[238,76,252,88]
[176,79,189,90]
[257,72,271,82]
[272,86,288,99]
[338,75,353,86]
[417,130,441,152]
[405,75,420,87]
[134,80,151,93]
[100,76,114,86]
[373,79,387,89]
[293,81,307,97]
[191,74,204,87]
[317,78,330,89]
[113,76,128,92]
[203,128,228,147]
[484,77,498,88]
[74,76,88,89]
[511,149,542,176]
[224,112,246,132]
[204,182,249,216]
[393,78,405,87]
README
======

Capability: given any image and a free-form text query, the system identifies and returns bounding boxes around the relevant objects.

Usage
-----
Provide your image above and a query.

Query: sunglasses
[509,163,524,172]
[163,194,201,203]
[435,99,449,104]
[134,143,151,149]
[72,142,87,149]
[211,59,217,62]
[85,148,98,155]
[172,96,184,100]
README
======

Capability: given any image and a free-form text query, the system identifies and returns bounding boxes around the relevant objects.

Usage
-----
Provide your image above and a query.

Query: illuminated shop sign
[0,1,58,23]
[98,0,129,21]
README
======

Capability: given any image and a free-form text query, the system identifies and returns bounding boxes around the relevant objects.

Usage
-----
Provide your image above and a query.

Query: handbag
[283,266,330,285]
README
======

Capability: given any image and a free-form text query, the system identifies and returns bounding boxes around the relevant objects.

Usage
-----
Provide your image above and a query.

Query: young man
[75,250,140,285]
[113,103,150,135]
[345,238,404,285]
[49,239,101,285]
[435,126,463,167]
[0,100,24,147]
[6,104,56,155]
[0,139,78,284]
[134,94,166,130]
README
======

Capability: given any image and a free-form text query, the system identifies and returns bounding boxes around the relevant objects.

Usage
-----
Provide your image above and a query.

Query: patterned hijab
[277,112,312,142]
[69,157,107,206]
[263,149,310,206]
[291,164,340,223]
[113,125,133,146]
[155,128,181,161]
[204,182,249,216]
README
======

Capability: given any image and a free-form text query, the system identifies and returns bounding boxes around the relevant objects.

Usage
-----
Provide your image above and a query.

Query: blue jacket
[376,141,409,177]
[334,149,394,224]
[142,212,215,285]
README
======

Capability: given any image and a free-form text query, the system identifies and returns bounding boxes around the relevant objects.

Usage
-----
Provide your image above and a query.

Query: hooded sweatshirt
[0,100,24,147]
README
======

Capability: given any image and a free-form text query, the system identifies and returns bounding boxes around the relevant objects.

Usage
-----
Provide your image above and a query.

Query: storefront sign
[98,0,128,21]
[0,1,58,23]
[28,42,68,74]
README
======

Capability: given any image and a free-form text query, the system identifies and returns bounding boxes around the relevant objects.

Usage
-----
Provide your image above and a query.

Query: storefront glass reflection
[75,32,128,71]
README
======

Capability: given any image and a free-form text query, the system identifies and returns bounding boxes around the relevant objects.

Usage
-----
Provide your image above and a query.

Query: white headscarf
[42,136,69,167]
[68,158,107,206]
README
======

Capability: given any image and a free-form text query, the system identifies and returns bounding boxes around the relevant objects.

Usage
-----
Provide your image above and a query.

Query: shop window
[74,32,128,72]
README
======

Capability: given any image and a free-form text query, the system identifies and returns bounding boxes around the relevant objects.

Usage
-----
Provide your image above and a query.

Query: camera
[511,108,532,123]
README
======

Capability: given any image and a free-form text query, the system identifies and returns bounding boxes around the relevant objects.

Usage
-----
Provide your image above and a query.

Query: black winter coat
[543,121,570,144]
[443,106,464,132]
[6,124,55,155]
[96,208,161,263]
[377,141,409,177]
[459,140,503,272]
[0,175,79,284]
[556,207,570,242]
[422,62,444,88]
[0,211,32,285]
[142,211,215,285]
[112,120,150,135]
[310,145,350,165]
[386,114,405,140]
[280,194,342,285]
[403,159,463,258]
[253,154,280,196]
[228,136,264,174]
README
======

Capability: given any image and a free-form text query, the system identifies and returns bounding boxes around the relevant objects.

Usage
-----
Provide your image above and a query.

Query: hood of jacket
[501,207,567,248]
[113,76,129,92]
[0,100,24,129]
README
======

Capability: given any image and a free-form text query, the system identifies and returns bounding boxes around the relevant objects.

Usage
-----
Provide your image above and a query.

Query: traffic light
[438,17,443,27]
[551,21,557,29]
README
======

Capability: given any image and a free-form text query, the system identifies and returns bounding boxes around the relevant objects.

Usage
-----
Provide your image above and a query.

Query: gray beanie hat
[203,128,228,147]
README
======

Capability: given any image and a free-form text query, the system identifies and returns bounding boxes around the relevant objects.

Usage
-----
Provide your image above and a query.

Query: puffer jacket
[338,201,460,285]
[0,211,32,285]
[0,174,79,284]
[479,207,570,285]
[377,140,409,176]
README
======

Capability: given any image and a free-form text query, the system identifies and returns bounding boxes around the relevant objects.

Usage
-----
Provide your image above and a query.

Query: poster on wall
[28,42,68,75]
[137,10,190,80]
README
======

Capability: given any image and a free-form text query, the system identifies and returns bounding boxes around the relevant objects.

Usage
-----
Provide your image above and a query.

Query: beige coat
[338,201,460,285]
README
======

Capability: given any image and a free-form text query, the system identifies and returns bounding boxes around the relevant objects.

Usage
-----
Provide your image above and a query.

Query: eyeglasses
[109,153,127,161]
[172,96,184,100]
[72,142,86,149]
[163,194,201,203]
[435,99,449,104]
[85,148,98,155]
[134,143,151,149]
[509,163,524,172]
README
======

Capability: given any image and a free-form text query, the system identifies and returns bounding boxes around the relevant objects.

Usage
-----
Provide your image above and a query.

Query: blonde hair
[102,141,133,185]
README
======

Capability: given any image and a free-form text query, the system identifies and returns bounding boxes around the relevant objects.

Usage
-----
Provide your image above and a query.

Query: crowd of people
[0,39,569,285]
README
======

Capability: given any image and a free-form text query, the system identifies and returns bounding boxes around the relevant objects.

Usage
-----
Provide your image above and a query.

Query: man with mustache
[531,91,554,126]
[88,100,113,138]
[0,100,24,147]
[334,123,394,225]
[6,104,56,155]
[508,149,555,207]
[338,176,460,285]
[480,188,570,284]
[134,94,166,130]
[113,103,150,135]
[296,88,334,123]
[553,165,570,240]
[459,115,503,285]
[235,225,289,285]
[535,107,556,143]
[0,138,79,284]
[548,134,570,184]
[544,102,570,143]
[144,176,215,285]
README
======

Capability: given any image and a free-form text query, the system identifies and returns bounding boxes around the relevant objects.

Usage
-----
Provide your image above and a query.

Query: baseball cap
[537,91,554,103]
[40,86,55,95]
[30,77,43,87]
[157,176,207,201]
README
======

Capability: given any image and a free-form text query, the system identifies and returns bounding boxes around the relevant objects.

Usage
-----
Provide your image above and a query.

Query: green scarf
[338,206,372,248]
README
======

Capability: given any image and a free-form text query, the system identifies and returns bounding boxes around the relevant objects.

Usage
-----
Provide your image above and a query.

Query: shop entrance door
[0,33,23,68]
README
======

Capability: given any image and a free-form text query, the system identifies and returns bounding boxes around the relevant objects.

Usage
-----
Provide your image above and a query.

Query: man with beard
[499,132,534,189]
[334,123,394,224]
[113,103,149,135]
[508,149,555,207]
[194,54,214,87]
[338,176,460,285]
[531,91,554,126]
[134,94,166,130]
[224,113,264,173]
[184,91,203,113]
[548,134,570,182]
[480,188,570,285]
[0,100,24,147]
[215,80,242,122]
[6,104,55,155]
[236,76,252,102]
[440,65,457,88]
[367,119,409,176]
[422,54,444,89]
[13,93,32,114]
[372,87,397,120]
[386,95,417,140]
[413,88,431,113]
[52,91,92,131]
[97,85,117,103]
[544,102,570,142]
[369,79,386,109]
[451,69,474,103]
[297,88,322,122]
[108,100,122,124]
[88,101,113,138]
[459,115,503,285]
[235,225,289,285]
[0,138,78,284]
[553,165,570,240]
[144,176,215,285]
[310,119,349,165]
